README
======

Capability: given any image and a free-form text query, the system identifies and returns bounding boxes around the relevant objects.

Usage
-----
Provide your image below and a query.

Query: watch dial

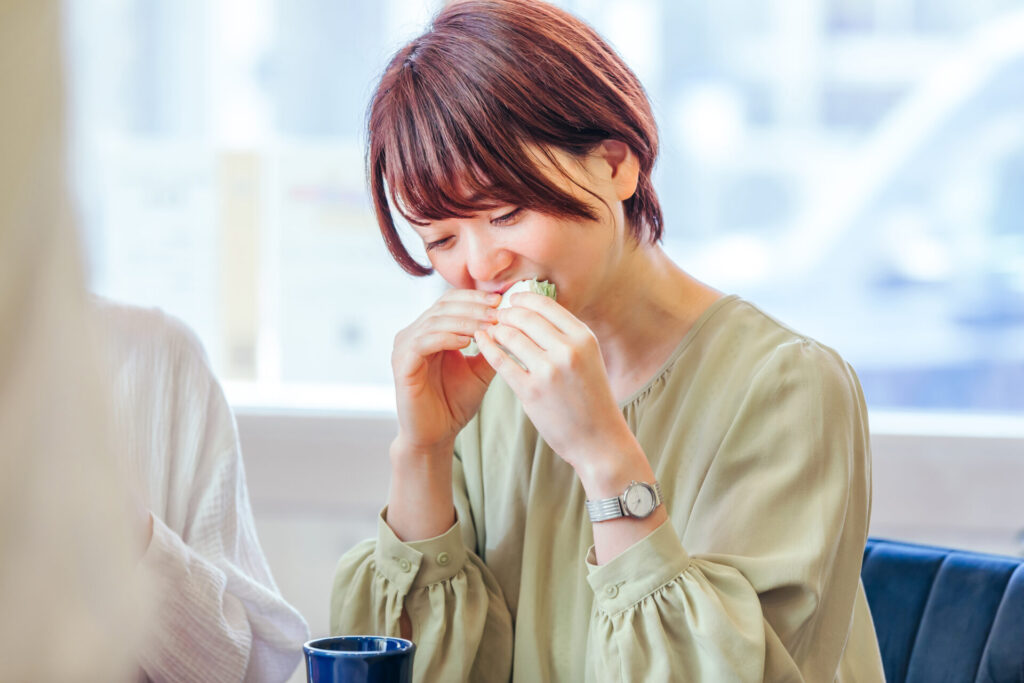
[625,484,655,516]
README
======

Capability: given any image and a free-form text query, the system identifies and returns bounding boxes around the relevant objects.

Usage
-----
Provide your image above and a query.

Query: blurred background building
[65,0,1024,412]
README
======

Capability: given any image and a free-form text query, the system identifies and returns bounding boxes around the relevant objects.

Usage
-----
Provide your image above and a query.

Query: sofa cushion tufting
[862,538,1024,683]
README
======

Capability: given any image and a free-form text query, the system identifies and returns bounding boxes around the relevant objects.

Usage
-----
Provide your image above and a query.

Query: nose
[465,232,513,285]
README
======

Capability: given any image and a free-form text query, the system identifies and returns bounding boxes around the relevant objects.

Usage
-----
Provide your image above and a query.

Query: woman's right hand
[391,288,500,459]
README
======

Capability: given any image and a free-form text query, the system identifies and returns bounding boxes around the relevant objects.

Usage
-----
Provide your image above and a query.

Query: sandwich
[462,278,556,363]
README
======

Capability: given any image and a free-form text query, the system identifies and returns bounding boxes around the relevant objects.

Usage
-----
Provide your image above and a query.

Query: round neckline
[616,293,739,409]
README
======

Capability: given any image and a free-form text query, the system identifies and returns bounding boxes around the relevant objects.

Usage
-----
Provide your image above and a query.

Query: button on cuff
[407,519,468,587]
[372,506,468,588]
[586,519,690,614]
[374,510,424,592]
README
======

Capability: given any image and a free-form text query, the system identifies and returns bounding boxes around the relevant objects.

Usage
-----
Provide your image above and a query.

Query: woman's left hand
[473,292,631,472]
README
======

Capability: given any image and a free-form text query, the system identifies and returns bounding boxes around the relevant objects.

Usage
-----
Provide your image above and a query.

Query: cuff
[585,519,690,614]
[374,507,468,592]
[135,516,247,679]
[139,513,190,580]
[138,514,227,609]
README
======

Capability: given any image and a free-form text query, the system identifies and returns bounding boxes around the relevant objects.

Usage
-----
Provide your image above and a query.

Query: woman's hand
[476,292,669,565]
[473,292,632,475]
[392,288,500,458]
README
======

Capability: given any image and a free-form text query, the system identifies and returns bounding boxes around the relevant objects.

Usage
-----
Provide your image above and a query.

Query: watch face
[623,483,656,517]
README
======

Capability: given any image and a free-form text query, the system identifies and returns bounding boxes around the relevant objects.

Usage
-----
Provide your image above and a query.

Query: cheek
[516,222,565,262]
[428,252,472,289]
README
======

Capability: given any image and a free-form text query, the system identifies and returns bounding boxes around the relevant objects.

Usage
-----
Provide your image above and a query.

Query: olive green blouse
[331,295,885,682]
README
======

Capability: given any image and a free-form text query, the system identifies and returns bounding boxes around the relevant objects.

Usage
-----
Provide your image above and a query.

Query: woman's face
[409,146,631,315]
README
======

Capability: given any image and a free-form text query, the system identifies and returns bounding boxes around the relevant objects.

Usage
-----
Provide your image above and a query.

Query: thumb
[467,349,498,385]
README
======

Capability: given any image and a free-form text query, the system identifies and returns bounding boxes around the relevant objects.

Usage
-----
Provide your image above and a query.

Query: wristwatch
[586,480,663,522]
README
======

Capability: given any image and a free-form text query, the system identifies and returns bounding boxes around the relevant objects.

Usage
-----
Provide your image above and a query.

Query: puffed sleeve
[585,339,873,682]
[330,455,514,682]
[100,306,310,683]
[136,362,310,683]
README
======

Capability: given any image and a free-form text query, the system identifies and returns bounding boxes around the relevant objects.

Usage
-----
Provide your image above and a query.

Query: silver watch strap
[651,480,664,506]
[585,495,624,522]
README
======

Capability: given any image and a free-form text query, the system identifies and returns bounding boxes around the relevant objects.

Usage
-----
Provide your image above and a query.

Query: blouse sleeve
[585,339,873,682]
[138,390,310,683]
[330,455,514,683]
[107,309,309,683]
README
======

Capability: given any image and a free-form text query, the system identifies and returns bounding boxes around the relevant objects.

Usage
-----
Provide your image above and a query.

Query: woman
[331,1,884,681]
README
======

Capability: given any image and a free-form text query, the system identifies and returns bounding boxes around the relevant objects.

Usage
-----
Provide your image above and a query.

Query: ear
[595,140,640,201]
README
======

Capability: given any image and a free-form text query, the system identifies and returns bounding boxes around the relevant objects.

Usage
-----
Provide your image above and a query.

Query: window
[67,0,1024,413]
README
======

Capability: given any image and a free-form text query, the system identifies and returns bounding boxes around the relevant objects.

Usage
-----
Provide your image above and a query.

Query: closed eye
[425,236,453,251]
[491,208,523,226]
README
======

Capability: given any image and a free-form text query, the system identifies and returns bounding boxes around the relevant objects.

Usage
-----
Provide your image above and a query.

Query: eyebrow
[464,191,505,206]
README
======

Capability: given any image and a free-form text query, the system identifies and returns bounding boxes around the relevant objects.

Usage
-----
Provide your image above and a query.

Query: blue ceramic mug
[304,636,415,683]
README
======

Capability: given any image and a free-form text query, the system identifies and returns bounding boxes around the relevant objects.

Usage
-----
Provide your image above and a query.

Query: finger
[395,331,474,374]
[493,305,563,351]
[505,291,581,335]
[487,322,547,372]
[396,336,467,372]
[410,296,495,328]
[429,300,499,324]
[474,328,529,386]
[439,288,503,307]
[410,295,498,332]
[416,313,494,339]
[464,350,498,384]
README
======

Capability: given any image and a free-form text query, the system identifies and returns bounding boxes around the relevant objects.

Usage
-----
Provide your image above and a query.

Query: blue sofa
[861,538,1024,682]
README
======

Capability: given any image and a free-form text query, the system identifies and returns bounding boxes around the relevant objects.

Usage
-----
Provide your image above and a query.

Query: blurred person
[0,0,141,681]
[96,299,310,682]
[330,1,885,681]
[0,2,306,681]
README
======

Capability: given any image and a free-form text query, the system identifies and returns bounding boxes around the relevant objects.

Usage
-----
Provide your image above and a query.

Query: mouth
[493,277,545,296]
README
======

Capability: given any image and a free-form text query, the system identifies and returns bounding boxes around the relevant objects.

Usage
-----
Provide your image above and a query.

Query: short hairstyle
[367,0,664,276]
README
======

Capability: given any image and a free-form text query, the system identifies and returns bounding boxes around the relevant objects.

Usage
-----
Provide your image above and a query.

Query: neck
[577,242,719,397]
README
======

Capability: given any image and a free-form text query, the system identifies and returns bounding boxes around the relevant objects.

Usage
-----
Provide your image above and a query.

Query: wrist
[389,434,455,468]
[386,436,456,542]
[574,439,654,500]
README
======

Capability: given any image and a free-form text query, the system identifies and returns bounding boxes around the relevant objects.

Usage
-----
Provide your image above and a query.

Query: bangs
[379,63,599,228]
[367,0,663,276]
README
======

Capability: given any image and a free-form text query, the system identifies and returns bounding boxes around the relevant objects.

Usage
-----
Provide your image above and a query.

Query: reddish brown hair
[367,0,663,276]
